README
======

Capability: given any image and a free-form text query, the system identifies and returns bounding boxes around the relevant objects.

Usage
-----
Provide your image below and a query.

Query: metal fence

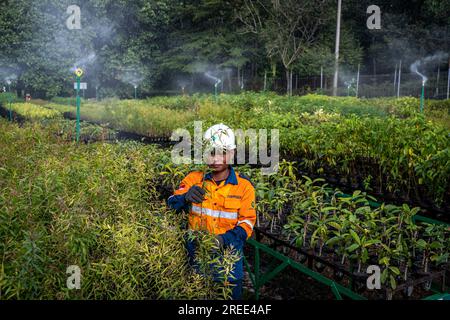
[175,70,450,100]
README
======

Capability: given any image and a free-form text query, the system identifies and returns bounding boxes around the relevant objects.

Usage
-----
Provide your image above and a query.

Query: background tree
[236,0,333,95]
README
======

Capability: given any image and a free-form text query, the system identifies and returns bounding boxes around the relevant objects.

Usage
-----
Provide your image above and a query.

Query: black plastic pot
[334,270,345,281]
[423,280,432,291]
[315,261,326,273]
[403,285,414,298]
[297,253,307,263]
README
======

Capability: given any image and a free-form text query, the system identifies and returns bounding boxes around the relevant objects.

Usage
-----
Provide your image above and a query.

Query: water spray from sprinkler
[118,68,144,99]
[177,80,189,96]
[70,53,96,73]
[6,78,11,90]
[344,78,355,96]
[205,72,221,102]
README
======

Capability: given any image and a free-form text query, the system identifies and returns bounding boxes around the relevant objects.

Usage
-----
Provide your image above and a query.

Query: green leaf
[389,266,400,275]
[364,239,381,247]
[349,229,361,245]
[390,275,397,290]
[328,221,341,230]
[321,206,337,212]
[416,239,427,249]
[326,236,341,246]
[381,268,388,282]
[346,243,359,252]
[430,241,443,249]
[379,256,390,266]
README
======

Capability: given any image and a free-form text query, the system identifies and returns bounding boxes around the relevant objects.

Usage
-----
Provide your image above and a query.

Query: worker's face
[206,148,234,172]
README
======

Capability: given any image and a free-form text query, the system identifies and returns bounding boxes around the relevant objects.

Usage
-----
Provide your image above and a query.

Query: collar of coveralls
[203,165,238,186]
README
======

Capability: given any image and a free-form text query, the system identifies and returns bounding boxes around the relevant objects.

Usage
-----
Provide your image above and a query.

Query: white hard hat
[204,123,236,151]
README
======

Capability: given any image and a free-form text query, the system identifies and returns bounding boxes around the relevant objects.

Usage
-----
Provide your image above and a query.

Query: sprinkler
[74,68,84,142]
[205,72,221,102]
[214,79,221,102]
[344,80,352,96]
[412,73,427,113]
[410,56,442,113]
[134,85,138,99]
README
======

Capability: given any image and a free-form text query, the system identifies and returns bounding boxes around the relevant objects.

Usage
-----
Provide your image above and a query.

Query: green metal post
[420,82,424,113]
[134,86,137,99]
[254,247,260,300]
[76,76,81,142]
[244,238,367,300]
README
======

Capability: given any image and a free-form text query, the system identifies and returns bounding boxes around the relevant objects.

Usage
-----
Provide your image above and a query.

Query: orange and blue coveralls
[167,166,256,281]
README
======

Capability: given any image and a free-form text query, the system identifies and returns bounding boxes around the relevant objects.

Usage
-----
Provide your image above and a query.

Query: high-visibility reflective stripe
[191,204,238,220]
[237,219,254,230]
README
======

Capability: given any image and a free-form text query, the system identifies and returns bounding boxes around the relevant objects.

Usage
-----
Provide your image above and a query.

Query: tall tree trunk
[286,69,293,96]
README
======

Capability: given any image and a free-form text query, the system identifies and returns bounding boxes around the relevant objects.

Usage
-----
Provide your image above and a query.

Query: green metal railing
[244,232,449,300]
[243,193,449,300]
[244,238,366,300]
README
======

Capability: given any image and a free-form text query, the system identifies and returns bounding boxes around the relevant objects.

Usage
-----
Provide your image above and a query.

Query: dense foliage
[1,117,447,299]
[0,118,239,299]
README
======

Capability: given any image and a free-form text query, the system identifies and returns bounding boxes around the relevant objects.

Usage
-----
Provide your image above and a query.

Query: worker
[167,123,256,300]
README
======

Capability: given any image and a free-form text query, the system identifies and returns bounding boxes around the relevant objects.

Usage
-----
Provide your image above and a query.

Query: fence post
[320,66,323,90]
[447,59,450,99]
[397,60,402,98]
[435,66,440,97]
[393,63,397,95]
[356,64,360,98]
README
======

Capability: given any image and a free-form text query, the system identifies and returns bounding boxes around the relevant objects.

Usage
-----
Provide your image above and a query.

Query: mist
[410,52,448,85]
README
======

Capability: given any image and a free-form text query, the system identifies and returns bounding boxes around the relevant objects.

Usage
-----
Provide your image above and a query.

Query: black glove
[185,185,206,203]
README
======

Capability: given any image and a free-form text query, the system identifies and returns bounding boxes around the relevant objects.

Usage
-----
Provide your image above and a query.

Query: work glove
[185,185,206,203]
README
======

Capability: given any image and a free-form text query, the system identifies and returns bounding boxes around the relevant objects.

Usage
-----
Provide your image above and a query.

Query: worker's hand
[185,185,206,203]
